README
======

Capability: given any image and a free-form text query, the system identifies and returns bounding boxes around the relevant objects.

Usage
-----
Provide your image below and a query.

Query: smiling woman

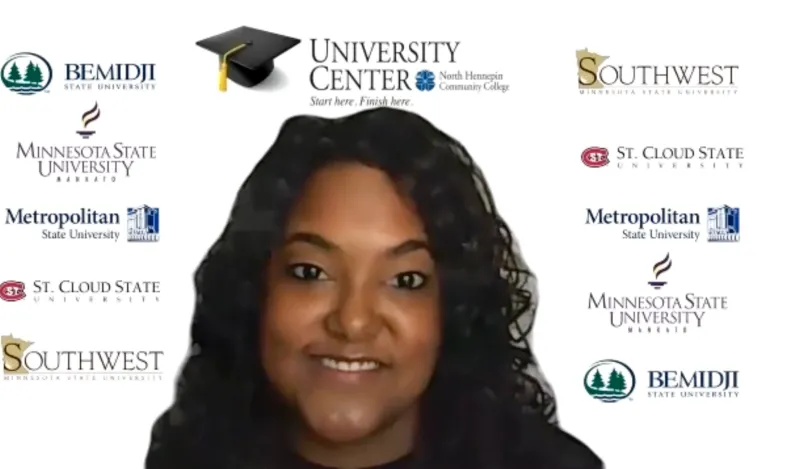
[145,107,603,469]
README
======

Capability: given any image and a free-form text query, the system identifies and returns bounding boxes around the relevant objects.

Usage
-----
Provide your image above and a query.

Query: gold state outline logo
[576,49,608,89]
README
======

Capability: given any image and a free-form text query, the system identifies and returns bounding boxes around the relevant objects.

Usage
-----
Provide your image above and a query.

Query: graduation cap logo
[196,26,301,92]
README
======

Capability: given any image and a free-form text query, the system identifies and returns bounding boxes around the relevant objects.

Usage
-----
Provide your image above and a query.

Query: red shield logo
[0,281,26,302]
[582,147,609,168]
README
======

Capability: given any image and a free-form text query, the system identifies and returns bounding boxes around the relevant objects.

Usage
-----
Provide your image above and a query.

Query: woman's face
[262,162,442,444]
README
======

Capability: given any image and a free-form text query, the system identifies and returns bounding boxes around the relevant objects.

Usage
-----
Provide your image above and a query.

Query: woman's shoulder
[512,416,604,469]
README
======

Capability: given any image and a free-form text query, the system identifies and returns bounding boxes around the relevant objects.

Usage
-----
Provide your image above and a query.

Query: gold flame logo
[647,253,672,289]
[82,102,100,128]
[76,102,100,139]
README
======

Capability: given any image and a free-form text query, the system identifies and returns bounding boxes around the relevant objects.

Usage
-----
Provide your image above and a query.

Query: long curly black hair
[146,107,599,469]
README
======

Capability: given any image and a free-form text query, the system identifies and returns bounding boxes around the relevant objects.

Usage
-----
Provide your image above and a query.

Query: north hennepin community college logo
[415,70,436,91]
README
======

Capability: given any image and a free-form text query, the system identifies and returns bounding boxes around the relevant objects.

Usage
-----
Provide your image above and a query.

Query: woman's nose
[323,282,381,342]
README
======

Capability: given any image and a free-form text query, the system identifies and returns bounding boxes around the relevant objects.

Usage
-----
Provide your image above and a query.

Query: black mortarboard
[196,26,301,91]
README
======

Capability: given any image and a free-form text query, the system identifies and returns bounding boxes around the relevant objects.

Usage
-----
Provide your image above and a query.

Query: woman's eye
[390,272,428,290]
[288,263,328,281]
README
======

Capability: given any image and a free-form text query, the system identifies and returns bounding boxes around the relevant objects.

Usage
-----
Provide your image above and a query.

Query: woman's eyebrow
[284,232,339,252]
[388,239,429,257]
[284,232,428,257]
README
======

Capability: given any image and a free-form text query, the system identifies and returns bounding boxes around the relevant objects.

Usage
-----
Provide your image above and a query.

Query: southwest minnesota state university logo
[2,334,164,381]
[575,48,739,95]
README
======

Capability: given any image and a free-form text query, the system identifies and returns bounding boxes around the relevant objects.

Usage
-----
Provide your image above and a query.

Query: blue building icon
[416,70,435,91]
[127,205,160,242]
[707,206,739,242]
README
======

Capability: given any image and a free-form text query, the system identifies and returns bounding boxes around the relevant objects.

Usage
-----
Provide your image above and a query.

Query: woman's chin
[312,422,375,444]
[302,405,380,444]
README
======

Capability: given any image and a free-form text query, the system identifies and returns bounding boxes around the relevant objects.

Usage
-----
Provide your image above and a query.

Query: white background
[1,1,798,468]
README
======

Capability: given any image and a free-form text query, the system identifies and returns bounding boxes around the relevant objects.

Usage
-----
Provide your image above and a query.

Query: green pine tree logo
[2,53,52,95]
[584,359,636,403]
[22,61,44,86]
[7,62,21,83]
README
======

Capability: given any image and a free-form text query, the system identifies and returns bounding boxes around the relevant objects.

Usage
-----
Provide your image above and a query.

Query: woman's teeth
[320,357,380,372]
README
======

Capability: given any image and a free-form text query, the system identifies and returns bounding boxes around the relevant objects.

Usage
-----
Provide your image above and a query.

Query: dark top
[288,453,413,469]
[283,423,603,469]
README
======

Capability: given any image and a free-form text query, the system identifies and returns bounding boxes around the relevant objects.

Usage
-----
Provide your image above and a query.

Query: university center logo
[1,52,53,95]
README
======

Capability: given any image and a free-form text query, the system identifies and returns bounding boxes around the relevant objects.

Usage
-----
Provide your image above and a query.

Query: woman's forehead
[285,163,428,248]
